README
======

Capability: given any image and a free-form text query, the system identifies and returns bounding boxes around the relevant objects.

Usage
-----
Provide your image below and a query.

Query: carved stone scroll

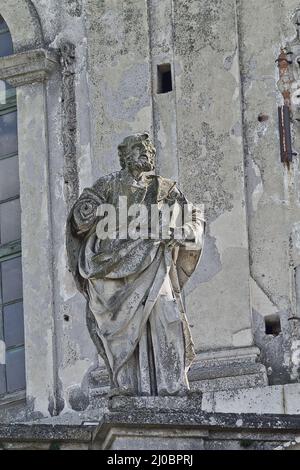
[60,42,79,210]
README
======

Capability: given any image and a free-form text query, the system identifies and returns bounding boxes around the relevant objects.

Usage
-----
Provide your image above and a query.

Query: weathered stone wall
[238,0,300,385]
[0,0,300,426]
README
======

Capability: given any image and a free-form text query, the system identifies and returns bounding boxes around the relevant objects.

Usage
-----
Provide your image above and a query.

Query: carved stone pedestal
[91,395,205,450]
[188,346,268,393]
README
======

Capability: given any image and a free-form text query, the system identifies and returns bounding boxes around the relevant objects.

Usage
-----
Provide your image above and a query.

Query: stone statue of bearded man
[67,133,205,397]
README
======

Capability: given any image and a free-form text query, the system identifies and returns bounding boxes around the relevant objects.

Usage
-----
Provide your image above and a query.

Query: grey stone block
[108,395,202,413]
[284,384,300,414]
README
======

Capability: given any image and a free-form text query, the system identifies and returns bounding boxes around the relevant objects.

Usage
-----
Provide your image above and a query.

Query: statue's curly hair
[118,132,156,170]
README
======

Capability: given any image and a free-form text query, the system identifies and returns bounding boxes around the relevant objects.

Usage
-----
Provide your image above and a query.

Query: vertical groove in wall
[235,0,257,336]
[170,0,180,184]
[56,41,79,414]
[235,0,253,275]
[80,8,95,182]
[146,0,156,153]
[146,0,179,181]
[43,79,60,416]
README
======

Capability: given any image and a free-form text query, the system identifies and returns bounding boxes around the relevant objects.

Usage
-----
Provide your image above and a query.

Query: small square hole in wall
[265,314,281,336]
[157,64,172,94]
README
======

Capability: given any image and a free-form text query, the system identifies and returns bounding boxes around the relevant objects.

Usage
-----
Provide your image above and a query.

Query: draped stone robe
[67,169,205,395]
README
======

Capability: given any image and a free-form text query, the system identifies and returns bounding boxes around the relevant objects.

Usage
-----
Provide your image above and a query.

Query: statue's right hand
[73,198,98,231]
[72,188,103,233]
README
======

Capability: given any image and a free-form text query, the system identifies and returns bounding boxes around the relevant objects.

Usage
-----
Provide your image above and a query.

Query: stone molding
[195,346,261,362]
[1,410,300,450]
[0,48,60,86]
[94,409,300,450]
[60,42,79,209]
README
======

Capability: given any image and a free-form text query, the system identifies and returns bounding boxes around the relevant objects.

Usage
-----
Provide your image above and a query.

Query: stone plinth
[94,395,203,450]
[189,346,268,393]
[108,395,203,413]
[87,395,203,449]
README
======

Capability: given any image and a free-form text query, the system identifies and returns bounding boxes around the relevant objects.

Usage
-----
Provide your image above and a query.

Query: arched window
[0,15,12,57]
[0,15,25,397]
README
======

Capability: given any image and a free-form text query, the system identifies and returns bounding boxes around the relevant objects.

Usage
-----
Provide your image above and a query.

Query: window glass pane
[0,31,13,57]
[0,198,21,244]
[1,257,23,303]
[3,302,24,349]
[6,348,25,393]
[0,110,18,158]
[0,364,6,395]
[0,155,19,201]
[0,16,8,33]
[0,16,12,57]
[0,81,16,110]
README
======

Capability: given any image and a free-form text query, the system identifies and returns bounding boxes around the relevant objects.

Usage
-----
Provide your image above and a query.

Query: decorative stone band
[0,412,300,449]
[0,48,60,87]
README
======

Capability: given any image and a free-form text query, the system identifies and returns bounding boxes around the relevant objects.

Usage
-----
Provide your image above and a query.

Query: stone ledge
[0,49,60,86]
[98,410,300,430]
[1,412,300,450]
[94,411,300,450]
[0,423,95,442]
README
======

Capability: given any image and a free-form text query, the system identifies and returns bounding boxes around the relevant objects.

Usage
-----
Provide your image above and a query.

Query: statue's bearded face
[126,140,155,174]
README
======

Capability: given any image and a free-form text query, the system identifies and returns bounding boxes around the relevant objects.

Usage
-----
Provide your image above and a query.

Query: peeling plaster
[59,359,91,392]
[78,143,93,192]
[246,158,264,213]
[230,121,243,147]
[290,339,300,381]
[58,245,77,302]
[250,277,279,317]
[210,202,248,258]
[232,328,253,347]
[102,63,150,121]
[250,159,264,213]
[54,173,64,201]
[30,395,51,418]
[224,47,240,104]
[185,232,222,296]
[291,222,300,266]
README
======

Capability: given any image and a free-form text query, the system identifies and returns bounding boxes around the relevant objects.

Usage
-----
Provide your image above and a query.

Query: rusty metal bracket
[278,105,293,165]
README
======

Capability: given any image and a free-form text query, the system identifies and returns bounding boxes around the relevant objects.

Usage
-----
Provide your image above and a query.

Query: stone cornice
[0,48,60,86]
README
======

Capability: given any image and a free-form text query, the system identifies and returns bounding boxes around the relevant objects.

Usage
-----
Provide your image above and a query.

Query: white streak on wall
[0,340,5,365]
